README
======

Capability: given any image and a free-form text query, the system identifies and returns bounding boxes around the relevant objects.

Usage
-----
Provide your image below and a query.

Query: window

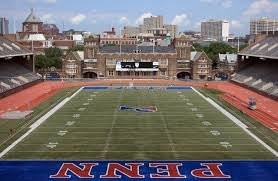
[160,71,166,76]
[108,70,114,76]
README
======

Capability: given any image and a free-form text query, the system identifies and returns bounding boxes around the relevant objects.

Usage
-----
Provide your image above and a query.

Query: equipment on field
[248,97,257,110]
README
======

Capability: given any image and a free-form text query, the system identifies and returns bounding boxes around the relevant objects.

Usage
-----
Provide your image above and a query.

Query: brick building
[62,30,212,80]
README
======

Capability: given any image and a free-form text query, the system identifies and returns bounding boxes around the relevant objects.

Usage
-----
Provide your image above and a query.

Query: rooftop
[24,8,42,23]
[238,36,278,59]
[0,36,33,58]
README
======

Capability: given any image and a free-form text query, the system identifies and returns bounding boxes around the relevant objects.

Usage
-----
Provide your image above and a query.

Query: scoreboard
[116,62,159,71]
[120,62,158,69]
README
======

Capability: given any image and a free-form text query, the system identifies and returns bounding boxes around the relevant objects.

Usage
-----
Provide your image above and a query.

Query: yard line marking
[0,87,83,158]
[14,150,270,153]
[27,137,256,140]
[100,89,124,158]
[40,126,238,129]
[192,87,278,157]
[154,93,178,159]
[21,143,259,146]
[33,131,245,134]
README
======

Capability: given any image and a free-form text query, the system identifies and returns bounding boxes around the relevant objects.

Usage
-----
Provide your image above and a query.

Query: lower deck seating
[0,61,41,94]
[232,62,278,97]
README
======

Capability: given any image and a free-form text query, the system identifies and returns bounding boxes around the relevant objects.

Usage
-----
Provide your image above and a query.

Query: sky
[1,0,278,35]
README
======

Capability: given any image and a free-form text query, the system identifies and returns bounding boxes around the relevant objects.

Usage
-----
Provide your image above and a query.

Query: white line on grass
[154,92,178,158]
[191,87,278,157]
[13,150,269,153]
[0,87,84,158]
[100,89,124,158]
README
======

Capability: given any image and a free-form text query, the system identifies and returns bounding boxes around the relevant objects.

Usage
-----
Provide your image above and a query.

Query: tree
[67,45,84,52]
[192,42,237,68]
[35,47,63,70]
[35,54,48,69]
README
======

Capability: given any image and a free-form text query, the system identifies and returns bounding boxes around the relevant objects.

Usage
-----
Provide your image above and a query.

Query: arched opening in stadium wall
[83,72,98,79]
[177,72,191,80]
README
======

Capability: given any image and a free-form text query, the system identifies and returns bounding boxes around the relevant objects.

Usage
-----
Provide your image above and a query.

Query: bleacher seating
[232,62,278,97]
[0,61,41,94]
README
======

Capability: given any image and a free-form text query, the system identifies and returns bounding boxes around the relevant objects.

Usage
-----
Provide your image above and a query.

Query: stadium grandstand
[0,36,42,98]
[233,35,278,98]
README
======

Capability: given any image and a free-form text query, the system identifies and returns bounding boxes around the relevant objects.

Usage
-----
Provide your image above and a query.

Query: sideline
[191,87,278,157]
[0,87,83,158]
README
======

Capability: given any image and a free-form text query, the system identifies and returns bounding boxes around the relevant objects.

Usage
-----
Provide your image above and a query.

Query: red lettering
[100,163,144,178]
[50,163,98,178]
[191,163,231,178]
[149,163,186,178]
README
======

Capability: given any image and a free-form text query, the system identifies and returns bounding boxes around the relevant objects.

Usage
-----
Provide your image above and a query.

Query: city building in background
[122,15,178,38]
[42,24,59,36]
[201,20,229,41]
[250,18,278,35]
[0,17,9,35]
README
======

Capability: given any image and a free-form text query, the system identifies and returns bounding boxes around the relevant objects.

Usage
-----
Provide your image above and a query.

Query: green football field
[2,87,276,160]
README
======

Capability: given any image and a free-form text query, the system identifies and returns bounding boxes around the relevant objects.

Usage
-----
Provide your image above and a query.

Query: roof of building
[238,36,278,59]
[42,24,59,29]
[0,36,33,58]
[66,51,84,61]
[100,45,176,54]
[190,51,202,61]
[219,53,237,63]
[24,8,42,23]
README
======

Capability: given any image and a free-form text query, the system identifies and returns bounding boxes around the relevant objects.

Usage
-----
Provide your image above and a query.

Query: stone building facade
[62,34,213,80]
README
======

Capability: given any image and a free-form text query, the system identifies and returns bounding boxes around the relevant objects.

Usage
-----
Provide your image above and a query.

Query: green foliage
[68,45,84,52]
[193,42,237,68]
[35,55,47,69]
[35,48,62,69]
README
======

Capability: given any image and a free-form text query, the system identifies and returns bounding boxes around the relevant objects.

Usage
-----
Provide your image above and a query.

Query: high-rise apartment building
[0,18,9,34]
[201,20,229,41]
[250,18,278,35]
[143,16,164,29]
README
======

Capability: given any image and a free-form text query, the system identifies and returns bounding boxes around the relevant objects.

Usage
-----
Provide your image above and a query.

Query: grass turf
[1,88,276,160]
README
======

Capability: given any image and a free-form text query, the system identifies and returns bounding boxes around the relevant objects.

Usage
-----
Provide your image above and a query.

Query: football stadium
[0,4,278,181]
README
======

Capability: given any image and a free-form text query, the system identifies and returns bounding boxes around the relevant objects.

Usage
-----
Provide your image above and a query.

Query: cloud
[44,0,57,4]
[200,0,232,8]
[41,13,55,23]
[243,0,278,18]
[171,14,190,27]
[135,12,153,25]
[26,0,57,4]
[119,16,129,25]
[230,20,242,29]
[221,0,232,8]
[70,14,86,25]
